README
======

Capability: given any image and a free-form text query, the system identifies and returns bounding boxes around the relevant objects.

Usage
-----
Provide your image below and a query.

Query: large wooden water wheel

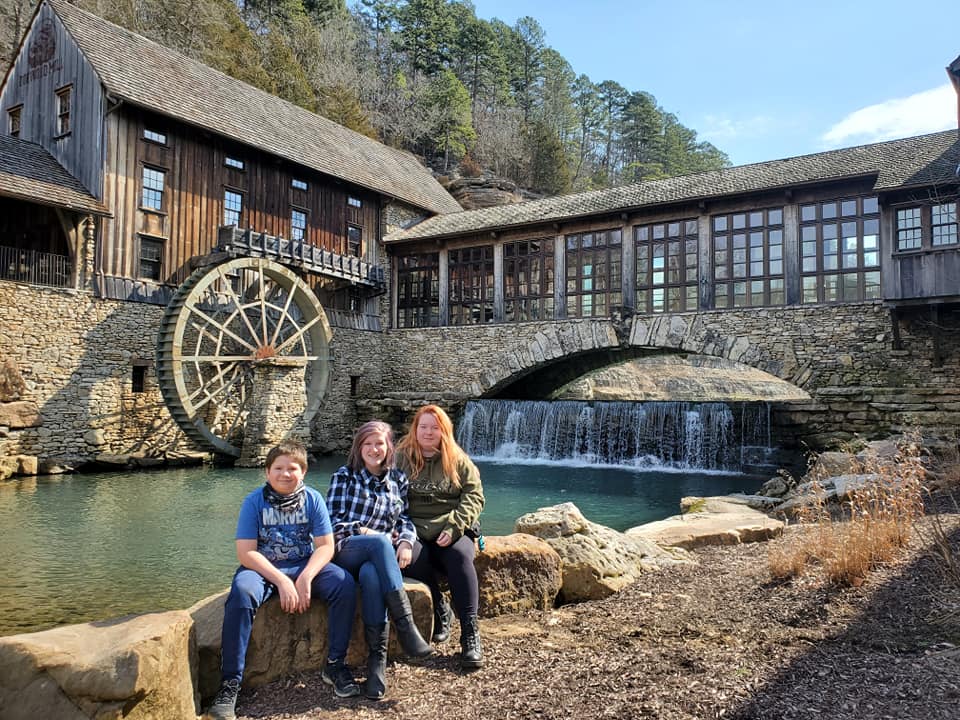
[156,257,331,456]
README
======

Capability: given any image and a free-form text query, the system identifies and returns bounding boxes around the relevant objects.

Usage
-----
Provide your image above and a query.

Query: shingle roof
[44,0,461,216]
[385,130,960,243]
[0,134,110,215]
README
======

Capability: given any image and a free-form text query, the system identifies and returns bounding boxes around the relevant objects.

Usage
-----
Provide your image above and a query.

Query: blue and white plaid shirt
[325,465,417,551]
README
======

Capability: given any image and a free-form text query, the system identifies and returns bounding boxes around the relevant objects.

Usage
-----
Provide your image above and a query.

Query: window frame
[137,234,165,281]
[140,165,167,212]
[564,228,622,319]
[347,223,362,257]
[291,178,308,191]
[8,105,22,138]
[711,207,785,309]
[448,245,495,325]
[224,156,245,171]
[503,237,555,322]
[347,196,362,208]
[55,84,72,136]
[223,188,244,227]
[894,199,959,252]
[396,252,440,328]
[635,219,699,314]
[142,127,167,145]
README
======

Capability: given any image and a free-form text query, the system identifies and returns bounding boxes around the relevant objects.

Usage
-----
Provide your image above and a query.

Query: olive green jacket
[396,451,484,543]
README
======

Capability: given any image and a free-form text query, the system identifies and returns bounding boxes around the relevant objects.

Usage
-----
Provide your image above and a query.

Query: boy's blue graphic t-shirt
[235,485,333,568]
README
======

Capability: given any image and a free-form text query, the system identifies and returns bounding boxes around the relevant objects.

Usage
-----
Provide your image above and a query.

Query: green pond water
[0,457,756,636]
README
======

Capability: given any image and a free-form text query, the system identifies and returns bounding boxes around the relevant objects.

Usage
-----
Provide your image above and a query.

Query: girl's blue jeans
[334,533,405,626]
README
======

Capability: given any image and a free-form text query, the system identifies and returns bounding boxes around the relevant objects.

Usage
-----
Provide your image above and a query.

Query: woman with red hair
[396,405,485,669]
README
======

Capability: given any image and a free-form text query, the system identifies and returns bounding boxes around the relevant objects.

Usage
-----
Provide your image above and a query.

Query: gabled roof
[42,0,461,216]
[0,134,110,215]
[386,130,960,243]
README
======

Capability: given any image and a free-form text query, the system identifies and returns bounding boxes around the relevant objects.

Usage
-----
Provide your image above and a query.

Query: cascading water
[458,399,772,471]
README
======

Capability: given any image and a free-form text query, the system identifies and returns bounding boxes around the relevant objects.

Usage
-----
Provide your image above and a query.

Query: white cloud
[821,84,957,148]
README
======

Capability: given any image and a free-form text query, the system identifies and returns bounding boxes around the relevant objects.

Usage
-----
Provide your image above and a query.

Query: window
[396,252,439,328]
[292,178,308,191]
[138,236,163,280]
[8,105,21,137]
[291,209,307,242]
[347,196,362,208]
[55,85,71,135]
[141,166,166,211]
[347,224,362,257]
[132,365,147,394]
[225,156,244,170]
[504,237,555,321]
[896,200,959,251]
[800,196,880,304]
[224,189,243,227]
[636,219,698,314]
[449,245,494,325]
[143,128,166,144]
[712,207,784,309]
[565,229,622,318]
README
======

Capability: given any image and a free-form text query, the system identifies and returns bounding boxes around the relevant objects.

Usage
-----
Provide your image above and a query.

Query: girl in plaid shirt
[325,420,433,700]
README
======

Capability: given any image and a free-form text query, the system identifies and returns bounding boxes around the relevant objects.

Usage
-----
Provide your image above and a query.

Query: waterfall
[458,399,771,471]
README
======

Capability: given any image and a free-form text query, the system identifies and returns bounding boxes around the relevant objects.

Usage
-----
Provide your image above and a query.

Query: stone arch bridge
[377,301,960,451]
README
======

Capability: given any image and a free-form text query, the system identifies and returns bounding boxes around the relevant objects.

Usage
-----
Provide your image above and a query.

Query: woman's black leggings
[404,535,479,619]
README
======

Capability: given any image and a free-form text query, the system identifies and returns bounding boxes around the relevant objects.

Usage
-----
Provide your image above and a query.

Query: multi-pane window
[896,201,959,251]
[141,166,165,210]
[55,85,71,135]
[712,208,784,309]
[801,196,880,303]
[347,196,362,208]
[504,237,555,321]
[224,189,243,226]
[143,128,166,144]
[292,178,308,191]
[397,252,439,328]
[449,245,494,325]
[565,229,622,318]
[291,209,307,242]
[932,202,959,246]
[636,220,698,314]
[138,237,163,280]
[225,156,244,170]
[347,225,362,256]
[8,106,22,137]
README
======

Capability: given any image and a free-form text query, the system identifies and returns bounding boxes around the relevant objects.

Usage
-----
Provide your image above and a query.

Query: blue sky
[469,0,960,167]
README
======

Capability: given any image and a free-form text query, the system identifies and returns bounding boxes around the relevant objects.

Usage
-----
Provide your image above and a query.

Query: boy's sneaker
[206,678,240,719]
[321,659,361,698]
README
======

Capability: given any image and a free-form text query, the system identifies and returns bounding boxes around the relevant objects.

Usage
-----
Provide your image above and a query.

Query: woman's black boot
[432,595,453,643]
[364,622,389,700]
[384,588,434,658]
[459,615,483,669]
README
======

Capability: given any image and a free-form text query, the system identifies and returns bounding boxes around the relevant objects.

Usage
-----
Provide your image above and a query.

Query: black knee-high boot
[384,588,434,658]
[364,623,389,700]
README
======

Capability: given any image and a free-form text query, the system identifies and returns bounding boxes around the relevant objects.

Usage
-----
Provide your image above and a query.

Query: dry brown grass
[769,433,926,586]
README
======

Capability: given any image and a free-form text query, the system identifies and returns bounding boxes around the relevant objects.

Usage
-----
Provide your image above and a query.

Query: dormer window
[225,156,245,170]
[7,105,21,137]
[347,196,362,208]
[143,128,167,144]
[55,85,71,135]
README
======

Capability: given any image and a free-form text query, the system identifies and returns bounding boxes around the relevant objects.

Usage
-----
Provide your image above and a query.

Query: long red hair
[396,405,465,487]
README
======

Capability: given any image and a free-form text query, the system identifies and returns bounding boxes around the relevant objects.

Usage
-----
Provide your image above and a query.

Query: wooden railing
[216,226,386,291]
[0,245,71,288]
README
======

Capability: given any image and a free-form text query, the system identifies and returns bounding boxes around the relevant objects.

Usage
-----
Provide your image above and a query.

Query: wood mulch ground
[236,500,960,720]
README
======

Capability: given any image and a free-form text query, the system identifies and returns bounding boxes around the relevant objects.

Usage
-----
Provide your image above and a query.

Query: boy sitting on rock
[207,439,359,720]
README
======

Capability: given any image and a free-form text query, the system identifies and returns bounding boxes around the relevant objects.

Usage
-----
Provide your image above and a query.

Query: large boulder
[774,473,881,516]
[514,503,691,603]
[190,579,432,698]
[0,401,40,429]
[626,496,784,549]
[475,534,562,617]
[0,610,198,720]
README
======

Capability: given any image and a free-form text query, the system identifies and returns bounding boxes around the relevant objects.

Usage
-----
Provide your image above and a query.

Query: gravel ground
[234,505,960,720]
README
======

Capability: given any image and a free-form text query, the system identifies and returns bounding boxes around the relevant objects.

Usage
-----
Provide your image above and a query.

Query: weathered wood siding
[100,107,381,285]
[0,3,104,197]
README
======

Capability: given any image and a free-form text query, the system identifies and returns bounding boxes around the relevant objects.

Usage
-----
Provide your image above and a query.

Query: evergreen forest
[0,0,731,196]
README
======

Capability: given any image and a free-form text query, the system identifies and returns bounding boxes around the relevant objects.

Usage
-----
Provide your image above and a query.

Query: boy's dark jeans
[220,561,356,683]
